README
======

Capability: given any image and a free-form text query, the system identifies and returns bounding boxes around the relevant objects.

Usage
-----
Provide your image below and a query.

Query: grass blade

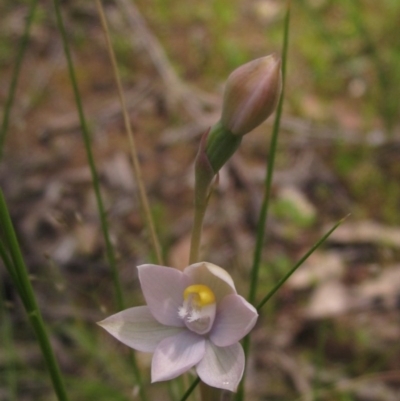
[236,4,290,400]
[0,240,26,301]
[52,0,124,311]
[0,0,38,158]
[248,1,290,306]
[257,215,348,311]
[0,190,69,401]
[179,377,200,401]
[52,2,148,400]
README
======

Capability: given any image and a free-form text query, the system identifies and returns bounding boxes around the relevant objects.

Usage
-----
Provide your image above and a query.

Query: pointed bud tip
[221,53,282,136]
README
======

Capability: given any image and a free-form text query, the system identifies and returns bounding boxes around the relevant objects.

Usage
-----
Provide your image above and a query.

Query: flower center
[178,284,216,335]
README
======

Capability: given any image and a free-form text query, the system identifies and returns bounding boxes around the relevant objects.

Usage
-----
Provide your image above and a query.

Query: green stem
[189,186,221,401]
[0,0,38,158]
[52,0,125,311]
[189,129,222,399]
[0,190,69,401]
[0,240,25,300]
[189,196,219,401]
[248,0,290,307]
[179,377,200,401]
[52,3,147,400]
[256,216,348,311]
[189,202,207,264]
[237,217,347,401]
[28,311,70,401]
[237,4,290,401]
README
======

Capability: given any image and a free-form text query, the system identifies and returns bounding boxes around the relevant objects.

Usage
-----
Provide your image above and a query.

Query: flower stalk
[99,53,281,401]
[189,54,281,401]
[191,55,282,268]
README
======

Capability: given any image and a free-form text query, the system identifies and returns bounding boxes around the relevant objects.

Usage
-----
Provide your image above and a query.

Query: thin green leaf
[257,215,349,311]
[236,217,347,401]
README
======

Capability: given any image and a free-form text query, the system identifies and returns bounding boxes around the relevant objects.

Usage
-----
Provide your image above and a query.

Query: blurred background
[1,0,400,400]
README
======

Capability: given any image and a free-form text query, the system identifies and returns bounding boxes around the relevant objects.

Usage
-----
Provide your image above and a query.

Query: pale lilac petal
[151,331,205,382]
[97,306,183,352]
[138,264,189,327]
[196,341,245,392]
[184,262,236,301]
[209,294,258,347]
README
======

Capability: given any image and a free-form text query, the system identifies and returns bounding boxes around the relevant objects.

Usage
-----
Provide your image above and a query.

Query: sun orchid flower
[98,262,258,392]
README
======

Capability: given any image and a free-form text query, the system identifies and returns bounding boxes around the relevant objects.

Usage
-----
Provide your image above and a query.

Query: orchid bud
[195,55,282,205]
[221,54,282,136]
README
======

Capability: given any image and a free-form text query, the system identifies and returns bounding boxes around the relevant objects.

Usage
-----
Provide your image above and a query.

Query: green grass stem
[236,5,290,400]
[0,240,25,299]
[256,216,348,311]
[52,0,124,311]
[247,1,290,306]
[0,190,69,401]
[189,202,207,264]
[52,2,147,400]
[235,216,347,401]
[0,0,38,158]
[95,0,163,265]
[179,377,200,401]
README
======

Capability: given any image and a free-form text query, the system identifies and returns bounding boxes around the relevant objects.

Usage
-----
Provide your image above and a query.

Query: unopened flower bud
[194,55,281,205]
[221,54,282,136]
